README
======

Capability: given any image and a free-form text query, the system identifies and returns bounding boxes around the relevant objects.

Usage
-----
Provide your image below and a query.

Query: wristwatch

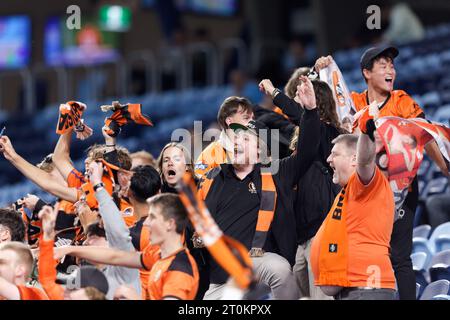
[93,182,105,192]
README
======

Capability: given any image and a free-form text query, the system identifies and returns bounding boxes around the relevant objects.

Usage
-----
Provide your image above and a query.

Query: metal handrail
[250,39,286,73]
[218,38,248,84]
[126,50,160,95]
[0,68,34,113]
[186,42,219,87]
[157,46,188,90]
[32,63,69,104]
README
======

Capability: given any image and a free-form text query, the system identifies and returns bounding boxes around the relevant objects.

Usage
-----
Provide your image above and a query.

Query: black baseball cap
[360,45,399,70]
[67,266,109,295]
[229,120,266,137]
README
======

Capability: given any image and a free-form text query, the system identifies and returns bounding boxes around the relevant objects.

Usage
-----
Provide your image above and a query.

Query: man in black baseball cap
[229,120,272,165]
[360,45,399,72]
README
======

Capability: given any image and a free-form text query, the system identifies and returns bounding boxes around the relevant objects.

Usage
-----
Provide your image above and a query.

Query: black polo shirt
[202,108,322,285]
[206,164,272,284]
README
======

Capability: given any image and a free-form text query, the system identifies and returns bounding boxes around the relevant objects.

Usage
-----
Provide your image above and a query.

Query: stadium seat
[420,279,450,300]
[412,252,429,291]
[435,236,450,253]
[413,225,432,239]
[429,250,450,282]
[412,237,433,264]
[421,177,448,199]
[412,252,428,271]
[432,294,450,300]
[429,222,450,253]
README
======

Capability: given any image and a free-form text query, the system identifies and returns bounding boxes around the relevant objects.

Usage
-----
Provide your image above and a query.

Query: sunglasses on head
[306,67,319,81]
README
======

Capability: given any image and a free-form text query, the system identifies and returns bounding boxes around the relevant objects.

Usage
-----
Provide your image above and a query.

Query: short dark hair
[130,165,161,203]
[362,52,396,83]
[217,96,253,130]
[147,194,188,234]
[85,222,106,239]
[0,208,25,242]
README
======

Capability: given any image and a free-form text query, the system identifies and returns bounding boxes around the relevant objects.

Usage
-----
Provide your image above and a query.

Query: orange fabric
[139,247,152,300]
[140,243,161,272]
[273,106,290,120]
[38,238,65,300]
[351,90,423,119]
[195,141,227,177]
[119,199,137,228]
[133,220,152,299]
[148,248,199,300]
[17,286,49,300]
[20,208,42,244]
[67,168,85,189]
[310,167,396,289]
[56,101,86,135]
[104,103,153,137]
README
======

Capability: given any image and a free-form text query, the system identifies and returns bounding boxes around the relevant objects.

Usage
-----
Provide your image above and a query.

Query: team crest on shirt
[248,182,257,194]
[195,162,208,170]
[122,207,134,217]
[329,243,338,253]
[153,269,162,281]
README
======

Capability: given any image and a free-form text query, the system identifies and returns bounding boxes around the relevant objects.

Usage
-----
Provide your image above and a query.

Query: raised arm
[38,205,65,300]
[53,131,75,181]
[0,136,78,203]
[356,133,377,185]
[87,161,134,251]
[259,79,303,124]
[54,245,142,269]
[277,76,321,184]
[356,103,378,184]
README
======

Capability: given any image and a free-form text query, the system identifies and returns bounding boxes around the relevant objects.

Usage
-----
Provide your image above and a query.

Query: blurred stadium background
[0,0,449,298]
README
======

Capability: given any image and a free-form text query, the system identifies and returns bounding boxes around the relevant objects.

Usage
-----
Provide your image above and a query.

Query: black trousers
[389,179,418,300]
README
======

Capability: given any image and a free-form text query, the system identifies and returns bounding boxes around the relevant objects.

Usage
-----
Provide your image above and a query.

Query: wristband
[271,88,281,99]
[364,119,376,142]
[93,182,105,192]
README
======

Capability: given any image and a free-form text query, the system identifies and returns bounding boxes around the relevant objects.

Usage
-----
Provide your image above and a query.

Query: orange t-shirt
[17,286,49,300]
[311,167,396,289]
[144,248,198,300]
[351,90,424,119]
[67,168,86,189]
[130,217,152,299]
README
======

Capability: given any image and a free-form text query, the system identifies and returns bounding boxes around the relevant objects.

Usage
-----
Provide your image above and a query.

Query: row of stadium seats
[1,23,450,206]
[411,222,450,298]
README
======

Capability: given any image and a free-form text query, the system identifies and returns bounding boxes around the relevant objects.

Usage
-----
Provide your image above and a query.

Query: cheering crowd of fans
[0,44,449,300]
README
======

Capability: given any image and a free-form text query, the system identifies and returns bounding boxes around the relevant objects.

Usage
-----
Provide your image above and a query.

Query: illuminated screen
[44,16,120,66]
[0,16,31,69]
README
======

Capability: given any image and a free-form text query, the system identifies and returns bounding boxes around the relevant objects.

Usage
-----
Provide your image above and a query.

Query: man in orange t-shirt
[310,131,396,299]
[315,45,449,300]
[0,241,48,300]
